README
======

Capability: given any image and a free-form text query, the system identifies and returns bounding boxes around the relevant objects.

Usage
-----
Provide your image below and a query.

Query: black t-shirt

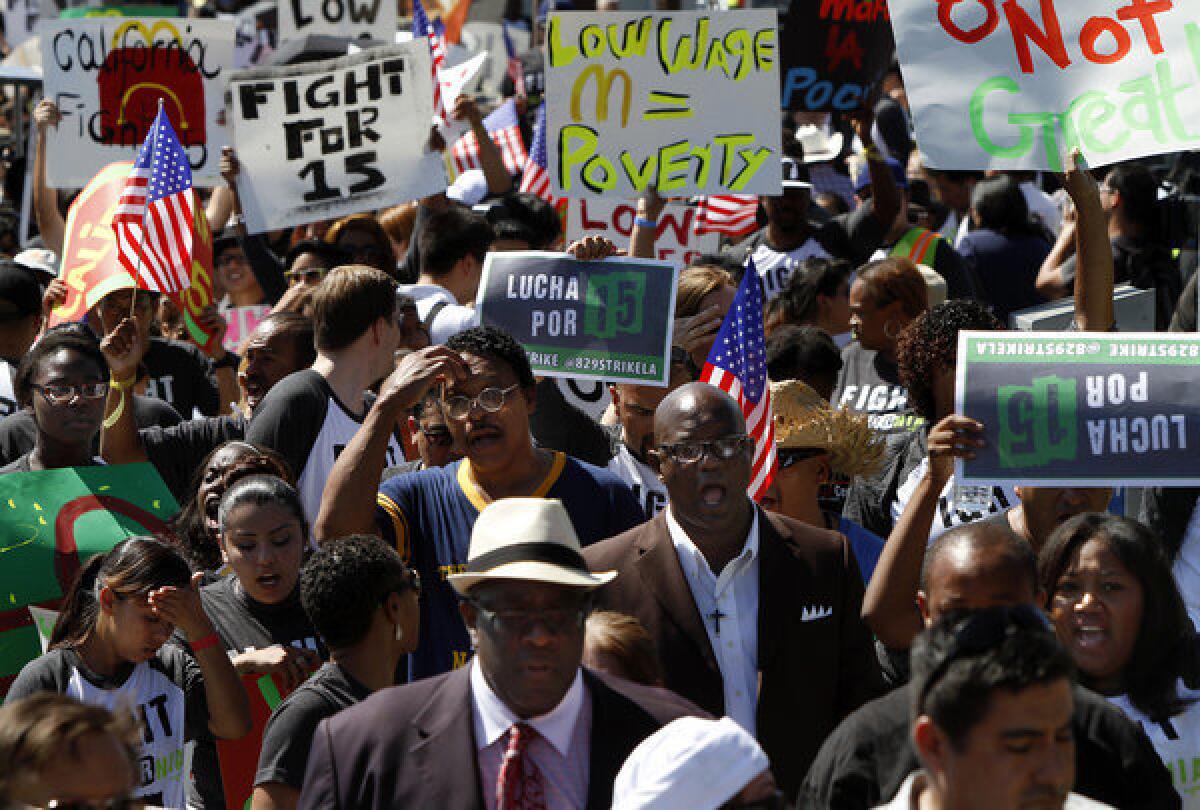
[143,337,221,418]
[180,575,325,809]
[245,370,404,526]
[255,662,371,791]
[0,396,181,466]
[140,413,247,503]
[797,682,1180,810]
[834,342,924,442]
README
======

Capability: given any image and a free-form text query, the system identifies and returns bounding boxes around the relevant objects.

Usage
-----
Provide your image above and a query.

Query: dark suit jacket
[582,508,884,797]
[298,665,703,809]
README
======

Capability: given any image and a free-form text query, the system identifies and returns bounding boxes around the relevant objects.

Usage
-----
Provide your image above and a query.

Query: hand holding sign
[99,316,147,383]
[926,414,986,489]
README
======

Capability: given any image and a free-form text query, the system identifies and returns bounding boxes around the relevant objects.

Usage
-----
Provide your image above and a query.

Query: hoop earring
[883,320,900,340]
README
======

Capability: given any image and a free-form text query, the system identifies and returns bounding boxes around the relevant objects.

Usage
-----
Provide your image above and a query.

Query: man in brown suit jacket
[583,383,883,796]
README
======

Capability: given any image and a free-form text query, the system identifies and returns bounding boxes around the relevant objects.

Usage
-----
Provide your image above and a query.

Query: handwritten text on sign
[228,43,447,233]
[955,331,1200,486]
[278,0,397,44]
[891,0,1200,171]
[565,199,718,267]
[40,18,235,187]
[546,11,782,198]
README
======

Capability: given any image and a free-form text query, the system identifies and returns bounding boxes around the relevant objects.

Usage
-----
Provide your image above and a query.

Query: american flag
[694,194,760,240]
[502,22,525,98]
[519,103,561,209]
[451,99,527,176]
[700,258,776,501]
[112,106,195,295]
[412,0,447,120]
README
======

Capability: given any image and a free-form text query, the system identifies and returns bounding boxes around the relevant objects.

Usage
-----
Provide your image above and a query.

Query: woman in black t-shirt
[0,326,111,474]
[185,475,325,808]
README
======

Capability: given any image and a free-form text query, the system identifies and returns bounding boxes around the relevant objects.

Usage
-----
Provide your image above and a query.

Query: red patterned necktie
[495,722,547,810]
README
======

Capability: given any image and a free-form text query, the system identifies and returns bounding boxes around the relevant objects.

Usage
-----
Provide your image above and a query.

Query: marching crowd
[1,3,1200,810]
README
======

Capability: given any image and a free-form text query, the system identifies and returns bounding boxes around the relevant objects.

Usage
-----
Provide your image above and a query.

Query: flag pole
[130,98,166,321]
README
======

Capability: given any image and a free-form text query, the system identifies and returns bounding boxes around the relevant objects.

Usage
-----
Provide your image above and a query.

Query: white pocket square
[801,605,833,622]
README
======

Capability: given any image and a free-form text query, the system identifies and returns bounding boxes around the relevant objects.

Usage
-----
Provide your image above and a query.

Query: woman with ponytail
[6,537,251,809]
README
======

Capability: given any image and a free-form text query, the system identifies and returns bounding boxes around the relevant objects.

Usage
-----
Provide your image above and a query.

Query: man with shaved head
[799,522,1179,810]
[583,382,883,796]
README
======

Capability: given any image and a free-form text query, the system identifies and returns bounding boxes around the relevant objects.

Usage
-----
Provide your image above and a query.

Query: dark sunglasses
[285,268,327,286]
[918,605,1052,708]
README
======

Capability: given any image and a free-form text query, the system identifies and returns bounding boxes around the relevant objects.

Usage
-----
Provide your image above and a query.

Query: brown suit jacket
[298,665,703,810]
[582,507,884,796]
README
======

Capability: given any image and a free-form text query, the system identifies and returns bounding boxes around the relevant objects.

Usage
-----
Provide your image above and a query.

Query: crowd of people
[0,2,1199,809]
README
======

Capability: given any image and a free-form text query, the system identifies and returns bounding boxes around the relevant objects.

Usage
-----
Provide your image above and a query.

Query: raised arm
[629,187,666,259]
[314,346,468,542]
[455,96,513,197]
[1064,150,1115,331]
[32,99,65,255]
[849,104,900,230]
[98,317,150,465]
[861,415,984,648]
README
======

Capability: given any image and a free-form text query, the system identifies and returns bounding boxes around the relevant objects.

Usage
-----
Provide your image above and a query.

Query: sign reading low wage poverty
[278,0,398,43]
[0,464,179,696]
[955,331,1200,487]
[890,0,1200,171]
[476,252,678,386]
[39,17,235,187]
[546,11,781,198]
[228,42,448,234]
[779,0,893,111]
[565,199,718,267]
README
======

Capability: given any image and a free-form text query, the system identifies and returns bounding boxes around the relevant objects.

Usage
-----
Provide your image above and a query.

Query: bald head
[919,520,1041,624]
[654,382,745,446]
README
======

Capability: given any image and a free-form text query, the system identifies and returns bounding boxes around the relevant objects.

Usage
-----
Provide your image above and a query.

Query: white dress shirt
[665,505,760,735]
[470,660,592,809]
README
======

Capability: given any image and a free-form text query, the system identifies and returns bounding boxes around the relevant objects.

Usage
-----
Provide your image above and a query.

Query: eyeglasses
[216,253,249,268]
[656,435,753,465]
[442,384,520,421]
[470,602,589,637]
[917,605,1052,708]
[777,447,826,469]
[419,425,454,446]
[285,268,327,286]
[31,382,107,405]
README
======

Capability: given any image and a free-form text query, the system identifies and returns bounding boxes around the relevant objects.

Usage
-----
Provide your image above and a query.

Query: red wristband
[190,633,220,652]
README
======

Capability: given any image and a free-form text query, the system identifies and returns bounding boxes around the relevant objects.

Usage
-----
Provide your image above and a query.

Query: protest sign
[3,0,38,50]
[48,161,221,355]
[477,251,678,385]
[545,11,781,198]
[222,304,271,353]
[891,0,1200,171]
[39,17,235,187]
[0,464,179,695]
[955,331,1200,487]
[216,673,295,809]
[565,199,718,267]
[225,0,278,68]
[278,0,396,43]
[228,42,447,234]
[460,21,529,99]
[778,0,893,111]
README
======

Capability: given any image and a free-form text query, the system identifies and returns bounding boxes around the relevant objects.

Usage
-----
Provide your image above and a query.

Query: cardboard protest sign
[545,11,781,198]
[778,0,893,111]
[48,161,221,355]
[3,0,38,50]
[956,332,1200,487]
[0,464,179,696]
[39,17,235,187]
[477,251,678,385]
[890,0,1200,171]
[565,199,718,267]
[216,673,295,809]
[228,42,448,234]
[278,0,397,43]
[222,304,271,353]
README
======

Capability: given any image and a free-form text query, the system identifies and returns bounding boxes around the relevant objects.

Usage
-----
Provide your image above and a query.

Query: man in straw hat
[300,498,701,810]
[761,379,887,584]
[583,382,883,797]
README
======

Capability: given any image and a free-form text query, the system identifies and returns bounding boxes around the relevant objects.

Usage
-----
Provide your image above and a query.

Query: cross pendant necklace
[708,607,728,636]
